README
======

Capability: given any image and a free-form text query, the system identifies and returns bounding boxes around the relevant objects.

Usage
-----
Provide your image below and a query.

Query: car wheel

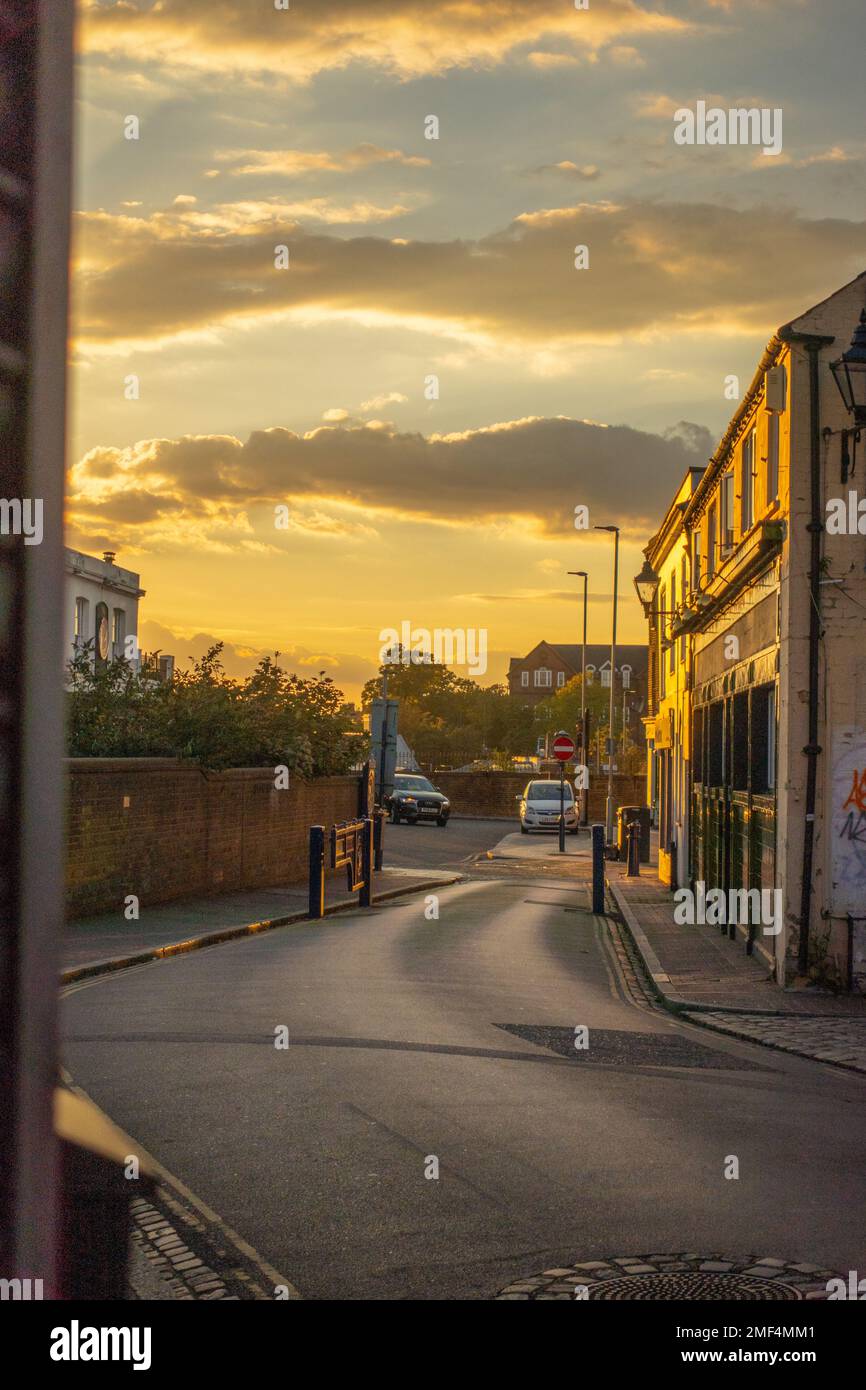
[568,826,579,836]
[436,816,448,827]
[520,824,529,835]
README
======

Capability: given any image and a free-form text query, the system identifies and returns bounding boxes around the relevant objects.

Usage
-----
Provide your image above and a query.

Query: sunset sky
[70,0,866,699]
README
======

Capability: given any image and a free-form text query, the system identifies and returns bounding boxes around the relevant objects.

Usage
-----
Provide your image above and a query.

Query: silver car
[518,780,578,834]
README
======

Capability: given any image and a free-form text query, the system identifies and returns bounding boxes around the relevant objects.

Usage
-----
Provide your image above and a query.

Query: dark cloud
[76,201,866,348]
[71,413,711,541]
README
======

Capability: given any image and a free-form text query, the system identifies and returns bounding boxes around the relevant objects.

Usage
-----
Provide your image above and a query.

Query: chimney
[102,550,116,566]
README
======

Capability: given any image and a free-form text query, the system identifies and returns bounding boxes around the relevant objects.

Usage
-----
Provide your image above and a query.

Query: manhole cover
[496,1254,838,1300]
[588,1272,796,1300]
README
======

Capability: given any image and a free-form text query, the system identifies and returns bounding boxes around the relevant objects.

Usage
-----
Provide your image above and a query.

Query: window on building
[707,505,717,577]
[732,691,748,790]
[741,429,755,533]
[707,701,724,785]
[692,530,701,589]
[767,411,779,506]
[693,705,704,783]
[556,670,565,688]
[720,472,734,552]
[112,608,126,652]
[669,571,676,673]
[680,556,688,661]
[534,667,551,688]
[621,664,632,690]
[601,666,612,688]
[586,665,595,685]
[750,684,776,794]
[74,597,89,646]
[658,584,666,697]
[521,670,529,688]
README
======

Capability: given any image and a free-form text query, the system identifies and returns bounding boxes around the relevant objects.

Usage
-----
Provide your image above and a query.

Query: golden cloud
[74,200,866,351]
[68,414,713,546]
[80,0,687,81]
[217,145,431,177]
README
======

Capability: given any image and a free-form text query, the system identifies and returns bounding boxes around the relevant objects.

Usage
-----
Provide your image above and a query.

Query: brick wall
[432,769,647,820]
[66,759,361,918]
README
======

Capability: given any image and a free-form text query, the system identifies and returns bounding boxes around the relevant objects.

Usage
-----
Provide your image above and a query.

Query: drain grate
[496,1024,765,1070]
[496,1254,838,1300]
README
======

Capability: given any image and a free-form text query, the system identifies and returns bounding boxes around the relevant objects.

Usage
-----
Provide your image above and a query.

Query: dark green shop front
[691,648,778,948]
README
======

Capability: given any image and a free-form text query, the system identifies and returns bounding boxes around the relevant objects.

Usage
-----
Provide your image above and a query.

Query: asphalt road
[381,814,511,871]
[61,820,866,1301]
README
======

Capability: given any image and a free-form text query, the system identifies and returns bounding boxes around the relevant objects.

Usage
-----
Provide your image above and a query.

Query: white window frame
[556,670,565,688]
[112,607,126,650]
[73,597,89,647]
[534,667,552,689]
[720,472,734,551]
[520,670,529,688]
[767,411,779,505]
[669,571,676,673]
[741,429,755,533]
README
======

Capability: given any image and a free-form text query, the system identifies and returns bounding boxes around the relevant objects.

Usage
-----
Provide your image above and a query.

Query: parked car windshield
[395,775,436,792]
[525,781,574,800]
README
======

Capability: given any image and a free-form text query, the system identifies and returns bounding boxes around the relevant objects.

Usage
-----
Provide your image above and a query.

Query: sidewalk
[489,829,588,859]
[607,862,866,1076]
[62,867,460,982]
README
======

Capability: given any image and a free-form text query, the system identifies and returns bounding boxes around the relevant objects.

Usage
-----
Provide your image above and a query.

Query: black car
[384,773,451,826]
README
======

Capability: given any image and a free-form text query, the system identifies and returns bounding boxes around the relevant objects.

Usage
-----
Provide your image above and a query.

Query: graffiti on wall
[832,729,866,915]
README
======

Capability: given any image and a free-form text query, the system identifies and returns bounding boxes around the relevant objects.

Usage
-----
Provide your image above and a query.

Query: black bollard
[309,825,325,919]
[591,822,605,914]
[626,820,640,877]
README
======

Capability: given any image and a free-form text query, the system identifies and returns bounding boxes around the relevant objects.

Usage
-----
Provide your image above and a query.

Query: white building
[396,734,419,771]
[64,548,144,673]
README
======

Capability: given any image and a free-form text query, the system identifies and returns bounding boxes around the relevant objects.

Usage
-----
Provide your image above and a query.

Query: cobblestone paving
[610,866,866,1016]
[692,1012,866,1076]
[129,1185,296,1300]
[496,1253,840,1300]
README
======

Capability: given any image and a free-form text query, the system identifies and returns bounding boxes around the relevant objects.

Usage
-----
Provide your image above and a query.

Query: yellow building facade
[643,271,866,990]
[642,469,704,888]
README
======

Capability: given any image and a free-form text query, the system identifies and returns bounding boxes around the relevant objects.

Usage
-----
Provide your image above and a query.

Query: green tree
[361,651,542,770]
[67,643,358,774]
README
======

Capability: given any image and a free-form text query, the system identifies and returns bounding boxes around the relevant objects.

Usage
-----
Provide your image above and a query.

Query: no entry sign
[552,731,576,762]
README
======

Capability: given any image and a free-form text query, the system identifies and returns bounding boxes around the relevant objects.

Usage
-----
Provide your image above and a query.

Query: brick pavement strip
[692,1012,866,1076]
[606,865,866,1074]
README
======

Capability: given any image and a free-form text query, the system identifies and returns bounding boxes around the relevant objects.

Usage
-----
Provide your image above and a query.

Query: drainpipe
[780,330,834,977]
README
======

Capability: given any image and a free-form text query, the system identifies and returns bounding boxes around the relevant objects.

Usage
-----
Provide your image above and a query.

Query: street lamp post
[830,307,866,425]
[595,525,619,845]
[568,569,588,825]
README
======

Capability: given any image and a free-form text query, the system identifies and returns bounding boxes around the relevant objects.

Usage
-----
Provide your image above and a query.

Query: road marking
[593,918,621,1003]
